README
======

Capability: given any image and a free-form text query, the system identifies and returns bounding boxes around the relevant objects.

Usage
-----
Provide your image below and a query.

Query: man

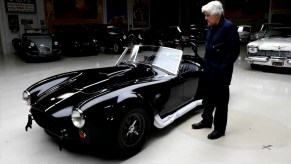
[192,1,240,140]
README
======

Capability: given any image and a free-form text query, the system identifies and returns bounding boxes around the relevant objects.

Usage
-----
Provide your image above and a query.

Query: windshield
[24,28,50,36]
[265,28,291,38]
[116,45,183,75]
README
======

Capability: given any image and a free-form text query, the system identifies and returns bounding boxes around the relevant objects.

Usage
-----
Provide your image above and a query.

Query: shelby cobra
[245,27,291,69]
[12,28,62,61]
[23,43,204,157]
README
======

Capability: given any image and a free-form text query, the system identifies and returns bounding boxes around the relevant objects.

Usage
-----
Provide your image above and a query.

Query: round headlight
[54,41,58,46]
[123,35,127,40]
[71,109,85,128]
[248,47,258,53]
[30,42,35,47]
[23,90,31,106]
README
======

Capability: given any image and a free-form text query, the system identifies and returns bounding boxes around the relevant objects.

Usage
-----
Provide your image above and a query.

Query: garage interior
[1,0,291,164]
[1,45,291,163]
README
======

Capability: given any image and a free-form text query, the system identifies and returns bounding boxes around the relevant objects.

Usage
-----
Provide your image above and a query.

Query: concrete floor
[1,45,291,164]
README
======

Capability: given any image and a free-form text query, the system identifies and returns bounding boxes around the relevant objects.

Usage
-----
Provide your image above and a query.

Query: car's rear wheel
[116,108,150,158]
[113,43,121,54]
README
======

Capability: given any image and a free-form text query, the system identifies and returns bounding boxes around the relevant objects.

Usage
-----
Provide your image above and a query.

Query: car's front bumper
[245,56,291,68]
[26,49,62,58]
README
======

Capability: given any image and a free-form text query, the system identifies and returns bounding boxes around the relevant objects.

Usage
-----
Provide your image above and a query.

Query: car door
[158,76,185,118]
[182,70,200,102]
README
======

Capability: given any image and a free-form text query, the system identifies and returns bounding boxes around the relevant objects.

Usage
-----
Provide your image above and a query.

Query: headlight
[30,42,35,47]
[123,35,127,40]
[93,39,97,43]
[23,90,31,106]
[71,109,85,128]
[138,34,142,39]
[74,42,79,46]
[54,41,58,46]
[248,47,259,53]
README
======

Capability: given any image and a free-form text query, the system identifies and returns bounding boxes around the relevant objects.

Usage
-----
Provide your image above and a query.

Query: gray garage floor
[1,45,291,164]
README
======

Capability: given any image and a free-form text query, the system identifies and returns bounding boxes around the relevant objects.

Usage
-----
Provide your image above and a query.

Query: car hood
[248,37,291,51]
[30,66,154,115]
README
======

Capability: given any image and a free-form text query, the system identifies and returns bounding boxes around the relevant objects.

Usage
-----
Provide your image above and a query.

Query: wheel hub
[127,120,138,136]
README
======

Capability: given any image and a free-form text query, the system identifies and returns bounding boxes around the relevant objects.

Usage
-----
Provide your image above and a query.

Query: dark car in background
[54,26,99,56]
[12,28,62,62]
[158,26,195,48]
[187,24,207,43]
[159,26,192,48]
[92,24,128,53]
[127,28,164,46]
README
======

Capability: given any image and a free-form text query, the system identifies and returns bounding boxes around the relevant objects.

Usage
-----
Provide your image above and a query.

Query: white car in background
[245,27,291,69]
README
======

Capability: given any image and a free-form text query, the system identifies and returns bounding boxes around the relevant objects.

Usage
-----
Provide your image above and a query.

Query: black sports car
[54,25,99,56]
[12,28,62,61]
[23,43,204,158]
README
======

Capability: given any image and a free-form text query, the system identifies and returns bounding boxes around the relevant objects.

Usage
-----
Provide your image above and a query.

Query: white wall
[0,0,45,56]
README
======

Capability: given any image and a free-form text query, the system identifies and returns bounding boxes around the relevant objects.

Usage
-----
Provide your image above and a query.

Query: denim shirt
[204,17,240,85]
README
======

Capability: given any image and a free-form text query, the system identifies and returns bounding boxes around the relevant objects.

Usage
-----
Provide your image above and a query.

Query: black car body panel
[23,44,204,157]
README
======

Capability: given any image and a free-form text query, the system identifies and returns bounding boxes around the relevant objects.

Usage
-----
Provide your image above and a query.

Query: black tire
[116,108,150,158]
[113,43,121,54]
[250,64,260,70]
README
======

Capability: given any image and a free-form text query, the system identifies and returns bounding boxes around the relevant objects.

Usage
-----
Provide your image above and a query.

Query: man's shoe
[192,121,212,129]
[207,130,225,140]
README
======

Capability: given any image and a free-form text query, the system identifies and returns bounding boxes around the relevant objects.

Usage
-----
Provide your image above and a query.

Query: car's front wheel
[116,108,150,158]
